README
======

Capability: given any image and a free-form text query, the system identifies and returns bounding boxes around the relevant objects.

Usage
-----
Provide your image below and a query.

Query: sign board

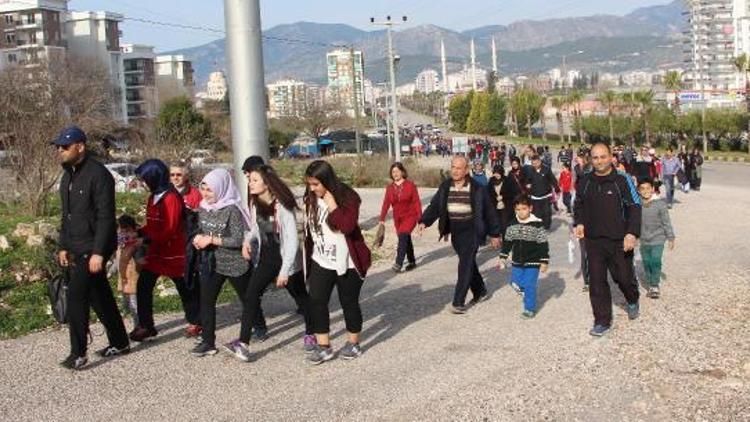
[452,137,469,154]
[678,92,703,102]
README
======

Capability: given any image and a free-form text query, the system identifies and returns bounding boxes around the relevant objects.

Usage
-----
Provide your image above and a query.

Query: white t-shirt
[310,197,355,275]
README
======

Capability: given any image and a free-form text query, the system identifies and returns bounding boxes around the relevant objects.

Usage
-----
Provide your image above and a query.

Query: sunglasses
[56,144,72,151]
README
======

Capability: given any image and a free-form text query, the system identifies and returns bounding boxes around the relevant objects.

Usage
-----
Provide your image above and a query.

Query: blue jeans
[510,266,541,312]
[663,174,675,206]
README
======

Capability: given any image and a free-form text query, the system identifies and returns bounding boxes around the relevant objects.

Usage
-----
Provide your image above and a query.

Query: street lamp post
[371,15,407,162]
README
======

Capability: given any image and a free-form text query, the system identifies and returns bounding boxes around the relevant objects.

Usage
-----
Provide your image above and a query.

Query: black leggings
[395,233,415,267]
[200,270,254,346]
[308,261,364,335]
[137,270,200,330]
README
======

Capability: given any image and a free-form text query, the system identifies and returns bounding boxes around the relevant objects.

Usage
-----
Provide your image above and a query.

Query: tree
[598,90,619,145]
[551,96,566,142]
[567,90,584,142]
[448,91,474,133]
[663,70,683,113]
[486,93,508,136]
[486,71,498,94]
[156,96,213,153]
[634,90,655,145]
[295,101,350,140]
[466,92,489,135]
[0,56,123,216]
[734,53,750,114]
[511,88,544,140]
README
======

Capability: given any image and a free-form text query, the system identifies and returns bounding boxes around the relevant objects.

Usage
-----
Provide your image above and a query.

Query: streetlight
[371,15,407,161]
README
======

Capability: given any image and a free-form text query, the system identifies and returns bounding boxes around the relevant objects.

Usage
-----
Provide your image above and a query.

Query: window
[29,32,36,43]
[26,13,35,24]
[7,54,16,63]
[5,33,15,44]
[4,15,12,25]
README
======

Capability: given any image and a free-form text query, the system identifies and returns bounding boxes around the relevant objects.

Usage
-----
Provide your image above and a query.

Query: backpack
[47,270,69,324]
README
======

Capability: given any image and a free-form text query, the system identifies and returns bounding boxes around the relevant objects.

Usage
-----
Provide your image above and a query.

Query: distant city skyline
[67,0,674,52]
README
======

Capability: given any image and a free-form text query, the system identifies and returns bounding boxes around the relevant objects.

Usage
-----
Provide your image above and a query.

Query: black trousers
[450,222,487,307]
[531,198,552,230]
[495,208,509,238]
[562,192,572,213]
[395,233,416,267]
[308,261,364,335]
[67,255,128,357]
[579,238,590,285]
[587,238,640,327]
[137,270,200,330]
[200,269,267,345]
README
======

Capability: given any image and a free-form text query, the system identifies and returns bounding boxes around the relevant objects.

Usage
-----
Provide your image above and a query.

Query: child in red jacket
[559,162,573,215]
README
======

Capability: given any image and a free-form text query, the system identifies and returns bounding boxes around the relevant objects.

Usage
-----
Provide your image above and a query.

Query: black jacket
[420,177,501,242]
[524,165,559,198]
[573,170,641,241]
[59,154,117,259]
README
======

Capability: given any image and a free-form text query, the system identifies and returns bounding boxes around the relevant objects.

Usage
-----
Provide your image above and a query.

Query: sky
[68,0,673,52]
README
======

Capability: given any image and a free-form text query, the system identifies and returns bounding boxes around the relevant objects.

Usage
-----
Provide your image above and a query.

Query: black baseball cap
[51,125,87,146]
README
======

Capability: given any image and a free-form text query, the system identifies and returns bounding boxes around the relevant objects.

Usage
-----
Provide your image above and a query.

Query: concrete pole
[349,47,362,160]
[470,38,477,91]
[223,0,268,201]
[491,36,498,74]
[441,39,448,93]
[387,25,401,161]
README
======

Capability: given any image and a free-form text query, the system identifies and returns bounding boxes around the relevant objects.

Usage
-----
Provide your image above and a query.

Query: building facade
[121,43,158,121]
[415,68,440,94]
[0,0,67,70]
[326,49,365,116]
[266,79,307,118]
[155,54,195,105]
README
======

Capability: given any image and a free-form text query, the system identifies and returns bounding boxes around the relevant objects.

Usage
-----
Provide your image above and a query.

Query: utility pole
[348,46,362,161]
[470,38,477,91]
[371,15,407,161]
[224,0,268,201]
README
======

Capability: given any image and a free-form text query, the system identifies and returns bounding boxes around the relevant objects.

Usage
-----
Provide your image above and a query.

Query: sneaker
[521,310,536,319]
[303,335,318,353]
[582,284,590,292]
[128,327,157,342]
[339,342,363,360]
[222,340,252,362]
[450,305,468,314]
[404,262,417,272]
[191,341,218,357]
[307,345,335,365]
[185,324,202,338]
[510,282,523,295]
[469,292,489,305]
[251,327,269,343]
[627,302,640,320]
[60,355,87,370]
[589,324,611,337]
[391,263,403,273]
[96,344,131,358]
[647,286,660,299]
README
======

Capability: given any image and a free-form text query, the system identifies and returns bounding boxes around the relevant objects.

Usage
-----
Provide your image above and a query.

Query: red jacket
[141,190,186,278]
[559,170,573,193]
[379,180,422,234]
[180,185,202,210]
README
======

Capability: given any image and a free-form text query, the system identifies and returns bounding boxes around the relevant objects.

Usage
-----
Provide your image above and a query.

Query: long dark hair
[249,165,298,211]
[303,160,358,232]
[389,162,408,180]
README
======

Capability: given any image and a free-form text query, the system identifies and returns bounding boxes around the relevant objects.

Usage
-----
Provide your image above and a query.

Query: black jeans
[562,192,572,213]
[395,233,416,267]
[587,238,640,327]
[531,198,552,230]
[67,254,128,357]
[579,238,589,286]
[450,222,487,307]
[200,269,264,346]
[136,270,200,330]
[308,261,364,335]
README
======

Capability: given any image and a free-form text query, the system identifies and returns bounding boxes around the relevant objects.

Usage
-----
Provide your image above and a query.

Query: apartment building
[121,43,158,120]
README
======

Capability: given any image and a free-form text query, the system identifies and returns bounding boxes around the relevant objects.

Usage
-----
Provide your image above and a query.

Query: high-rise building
[326,48,364,116]
[0,0,67,70]
[685,0,749,92]
[266,79,307,118]
[415,69,440,93]
[155,55,195,104]
[121,43,158,121]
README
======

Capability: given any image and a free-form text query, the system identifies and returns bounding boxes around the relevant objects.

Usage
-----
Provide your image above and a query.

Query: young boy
[558,162,573,215]
[637,178,676,299]
[115,215,145,326]
[499,195,550,319]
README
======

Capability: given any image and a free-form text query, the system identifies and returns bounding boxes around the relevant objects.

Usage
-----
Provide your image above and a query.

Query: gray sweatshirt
[198,206,249,277]
[245,200,302,278]
[640,198,675,246]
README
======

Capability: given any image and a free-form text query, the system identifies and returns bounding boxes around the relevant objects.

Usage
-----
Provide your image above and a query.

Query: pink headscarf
[199,168,252,229]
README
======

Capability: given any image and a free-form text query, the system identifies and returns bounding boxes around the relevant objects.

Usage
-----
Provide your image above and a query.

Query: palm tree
[635,90,655,145]
[663,70,683,113]
[619,92,638,144]
[567,90,584,142]
[535,95,548,141]
[598,90,618,145]
[551,96,566,142]
[733,53,750,113]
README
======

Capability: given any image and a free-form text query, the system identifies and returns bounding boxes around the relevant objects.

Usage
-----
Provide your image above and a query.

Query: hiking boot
[589,324,611,337]
[647,286,660,299]
[339,342,363,360]
[521,310,536,319]
[306,345,335,365]
[469,292,489,305]
[404,262,417,272]
[222,340,252,362]
[60,355,87,370]
[96,344,131,358]
[450,305,468,314]
[190,341,218,357]
[128,327,157,342]
[185,324,202,338]
[251,327,269,343]
[303,335,318,353]
[391,263,403,273]
[627,302,640,320]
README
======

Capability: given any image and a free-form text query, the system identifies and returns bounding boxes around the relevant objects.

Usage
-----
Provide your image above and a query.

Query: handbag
[374,223,385,248]
[47,269,69,324]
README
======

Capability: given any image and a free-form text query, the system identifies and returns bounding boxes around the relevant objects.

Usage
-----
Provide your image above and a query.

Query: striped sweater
[499,215,549,267]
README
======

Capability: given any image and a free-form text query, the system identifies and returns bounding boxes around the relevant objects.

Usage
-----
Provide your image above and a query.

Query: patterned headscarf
[200,168,252,229]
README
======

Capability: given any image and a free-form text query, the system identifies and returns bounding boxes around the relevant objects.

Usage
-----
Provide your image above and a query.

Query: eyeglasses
[56,144,72,151]
[170,173,183,177]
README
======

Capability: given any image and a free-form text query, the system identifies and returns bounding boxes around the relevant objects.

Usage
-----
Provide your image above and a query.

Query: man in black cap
[53,125,130,370]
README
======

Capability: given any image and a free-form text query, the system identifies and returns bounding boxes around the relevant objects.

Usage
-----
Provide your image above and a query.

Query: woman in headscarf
[130,159,201,342]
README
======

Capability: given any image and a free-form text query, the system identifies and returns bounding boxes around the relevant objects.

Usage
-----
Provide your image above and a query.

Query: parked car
[105,163,142,193]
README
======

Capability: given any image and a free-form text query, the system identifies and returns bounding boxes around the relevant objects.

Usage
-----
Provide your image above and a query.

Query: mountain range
[169,0,685,87]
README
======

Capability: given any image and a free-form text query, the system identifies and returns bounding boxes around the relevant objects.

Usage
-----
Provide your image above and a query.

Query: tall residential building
[685,0,749,92]
[415,69,440,93]
[206,71,227,101]
[326,48,365,116]
[267,79,307,118]
[121,43,158,121]
[65,11,126,122]
[155,54,195,104]
[0,0,67,69]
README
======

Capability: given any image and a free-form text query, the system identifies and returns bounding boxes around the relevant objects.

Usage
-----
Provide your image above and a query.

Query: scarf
[135,159,172,195]
[199,168,252,229]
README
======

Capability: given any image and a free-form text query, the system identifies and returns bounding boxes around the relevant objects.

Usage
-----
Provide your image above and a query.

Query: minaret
[491,36,498,74]
[470,38,477,91]
[441,38,449,93]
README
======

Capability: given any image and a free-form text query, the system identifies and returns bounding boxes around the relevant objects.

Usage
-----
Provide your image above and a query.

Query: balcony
[15,21,41,30]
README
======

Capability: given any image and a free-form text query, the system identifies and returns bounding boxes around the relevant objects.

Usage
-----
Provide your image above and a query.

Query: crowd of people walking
[52,124,692,370]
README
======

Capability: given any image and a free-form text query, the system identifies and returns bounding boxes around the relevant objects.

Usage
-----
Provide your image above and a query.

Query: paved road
[1,161,748,421]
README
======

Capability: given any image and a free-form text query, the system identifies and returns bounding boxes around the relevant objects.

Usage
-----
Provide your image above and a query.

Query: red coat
[181,185,202,210]
[141,190,186,278]
[379,180,422,234]
[558,170,573,193]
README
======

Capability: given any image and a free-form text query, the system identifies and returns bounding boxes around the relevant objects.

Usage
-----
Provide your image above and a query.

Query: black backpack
[47,270,69,324]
